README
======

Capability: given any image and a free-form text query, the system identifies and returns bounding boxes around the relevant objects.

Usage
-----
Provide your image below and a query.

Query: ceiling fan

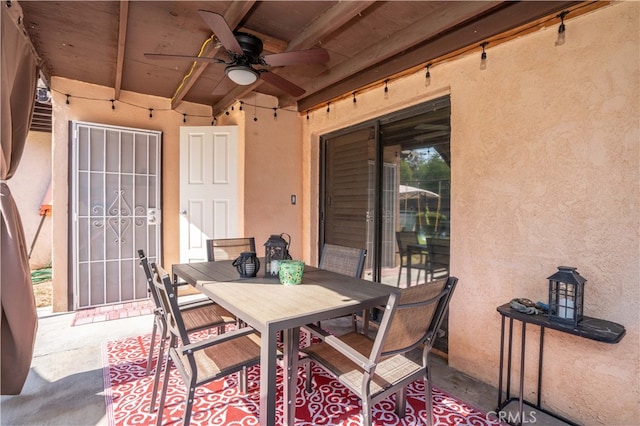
[144,10,330,97]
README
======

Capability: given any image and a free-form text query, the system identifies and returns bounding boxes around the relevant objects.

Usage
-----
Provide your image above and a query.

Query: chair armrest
[322,334,376,372]
[180,327,257,354]
[301,323,332,339]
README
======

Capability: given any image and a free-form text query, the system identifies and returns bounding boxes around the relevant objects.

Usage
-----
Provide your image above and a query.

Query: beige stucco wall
[302,2,639,424]
[12,130,52,269]
[217,93,304,258]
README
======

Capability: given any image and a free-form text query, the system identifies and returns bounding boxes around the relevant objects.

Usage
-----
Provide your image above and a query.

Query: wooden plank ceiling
[18,0,598,122]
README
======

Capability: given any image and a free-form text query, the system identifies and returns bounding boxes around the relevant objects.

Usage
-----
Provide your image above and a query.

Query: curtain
[1,1,39,395]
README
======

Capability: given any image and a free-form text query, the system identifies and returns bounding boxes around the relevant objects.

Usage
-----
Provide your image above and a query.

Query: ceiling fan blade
[144,53,227,64]
[259,71,305,97]
[198,10,243,55]
[262,48,330,67]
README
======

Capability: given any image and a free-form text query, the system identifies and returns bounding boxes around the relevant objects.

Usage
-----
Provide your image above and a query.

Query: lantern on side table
[548,266,586,327]
[263,233,291,278]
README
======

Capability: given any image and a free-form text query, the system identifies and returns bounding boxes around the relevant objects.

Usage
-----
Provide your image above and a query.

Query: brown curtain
[1,1,39,395]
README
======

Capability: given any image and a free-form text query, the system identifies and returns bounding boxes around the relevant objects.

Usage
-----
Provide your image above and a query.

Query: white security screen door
[71,121,162,309]
[180,126,239,262]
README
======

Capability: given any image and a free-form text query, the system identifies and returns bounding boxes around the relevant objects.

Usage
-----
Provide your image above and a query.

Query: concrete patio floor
[1,304,502,426]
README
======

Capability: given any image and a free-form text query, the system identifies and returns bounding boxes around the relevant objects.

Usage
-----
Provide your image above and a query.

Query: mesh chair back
[151,263,192,345]
[375,277,457,358]
[319,243,367,278]
[206,237,256,261]
[395,231,418,256]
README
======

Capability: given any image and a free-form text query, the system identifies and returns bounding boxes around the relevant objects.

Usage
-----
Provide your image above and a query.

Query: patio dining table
[172,260,396,426]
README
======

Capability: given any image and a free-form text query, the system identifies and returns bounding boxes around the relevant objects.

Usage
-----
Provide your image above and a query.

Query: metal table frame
[172,260,396,426]
[496,304,625,426]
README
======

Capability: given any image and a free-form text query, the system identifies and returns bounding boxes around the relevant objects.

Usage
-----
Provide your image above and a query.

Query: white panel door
[180,126,239,262]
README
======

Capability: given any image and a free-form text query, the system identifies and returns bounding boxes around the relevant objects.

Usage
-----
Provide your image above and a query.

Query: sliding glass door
[320,96,451,291]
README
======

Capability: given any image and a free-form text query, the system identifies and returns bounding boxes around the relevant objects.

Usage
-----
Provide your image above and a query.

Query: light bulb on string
[66,94,70,105]
[273,108,278,120]
[326,102,331,113]
[111,99,116,110]
[556,11,568,46]
[149,108,153,118]
[384,80,389,99]
[239,101,243,111]
[480,42,488,70]
[425,63,432,87]
[183,113,187,123]
[352,92,357,105]
[306,110,310,120]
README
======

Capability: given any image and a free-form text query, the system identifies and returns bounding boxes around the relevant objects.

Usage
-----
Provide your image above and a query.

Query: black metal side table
[496,303,625,425]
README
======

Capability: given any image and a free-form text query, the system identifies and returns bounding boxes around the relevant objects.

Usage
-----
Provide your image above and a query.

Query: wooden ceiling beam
[298,1,582,111]
[170,1,256,110]
[114,0,129,100]
[213,0,376,114]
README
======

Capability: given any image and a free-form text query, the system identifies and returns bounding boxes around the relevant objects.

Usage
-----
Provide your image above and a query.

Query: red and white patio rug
[103,333,503,425]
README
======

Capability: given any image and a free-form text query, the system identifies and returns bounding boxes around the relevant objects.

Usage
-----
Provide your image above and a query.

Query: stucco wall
[12,130,52,269]
[302,2,638,424]
[218,93,304,258]
[49,79,213,311]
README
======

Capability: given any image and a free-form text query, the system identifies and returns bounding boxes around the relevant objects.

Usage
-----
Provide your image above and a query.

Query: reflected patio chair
[302,276,458,426]
[206,237,256,261]
[396,231,429,286]
[426,237,450,281]
[151,263,262,426]
[137,250,236,413]
[318,243,367,331]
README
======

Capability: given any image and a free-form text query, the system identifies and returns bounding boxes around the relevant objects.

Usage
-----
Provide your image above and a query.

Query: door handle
[180,210,187,216]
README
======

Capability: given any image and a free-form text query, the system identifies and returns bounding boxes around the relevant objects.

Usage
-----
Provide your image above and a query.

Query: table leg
[518,323,526,426]
[497,316,506,409]
[259,327,279,426]
[283,327,300,425]
[407,247,413,287]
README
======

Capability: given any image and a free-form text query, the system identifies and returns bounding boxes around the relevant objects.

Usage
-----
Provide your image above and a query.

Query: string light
[556,11,569,46]
[480,42,488,70]
[273,108,278,120]
[326,102,331,113]
[111,99,116,110]
[65,94,70,105]
[352,92,357,104]
[149,108,153,118]
[306,110,310,120]
[183,113,187,123]
[239,101,243,111]
[384,80,389,99]
[425,63,431,87]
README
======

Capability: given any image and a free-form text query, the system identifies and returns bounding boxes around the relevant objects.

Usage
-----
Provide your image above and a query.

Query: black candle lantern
[548,266,586,327]
[264,233,291,277]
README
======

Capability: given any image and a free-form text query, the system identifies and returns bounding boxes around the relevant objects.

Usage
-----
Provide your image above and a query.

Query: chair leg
[146,320,158,376]
[238,366,247,394]
[150,324,168,413]
[305,360,313,393]
[395,387,407,417]
[182,377,197,426]
[362,395,373,426]
[425,361,434,426]
[155,350,173,426]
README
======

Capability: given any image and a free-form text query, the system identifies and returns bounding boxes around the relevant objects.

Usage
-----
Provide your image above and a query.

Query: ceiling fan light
[226,66,259,85]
